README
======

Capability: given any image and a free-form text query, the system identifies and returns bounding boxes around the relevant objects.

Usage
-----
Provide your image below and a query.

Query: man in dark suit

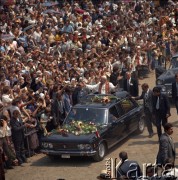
[135,83,154,138]
[117,151,142,180]
[157,123,176,166]
[51,91,65,127]
[10,110,31,166]
[152,87,171,139]
[110,65,123,88]
[172,73,178,115]
[123,72,138,97]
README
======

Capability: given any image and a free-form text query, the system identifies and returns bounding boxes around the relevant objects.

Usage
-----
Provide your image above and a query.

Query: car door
[105,104,125,148]
[119,98,138,134]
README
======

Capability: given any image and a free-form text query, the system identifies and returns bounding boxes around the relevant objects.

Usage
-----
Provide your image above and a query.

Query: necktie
[156,97,159,110]
[58,101,64,114]
[127,80,130,92]
[144,93,148,107]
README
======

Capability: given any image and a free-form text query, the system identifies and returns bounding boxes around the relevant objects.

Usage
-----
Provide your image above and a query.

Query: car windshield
[171,57,178,68]
[64,107,108,125]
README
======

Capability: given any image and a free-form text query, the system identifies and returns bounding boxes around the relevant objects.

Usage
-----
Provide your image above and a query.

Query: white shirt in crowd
[86,82,116,94]
[0,123,11,138]
[2,94,13,108]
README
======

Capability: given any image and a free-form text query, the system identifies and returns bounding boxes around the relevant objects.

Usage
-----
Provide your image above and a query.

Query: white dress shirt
[86,82,116,94]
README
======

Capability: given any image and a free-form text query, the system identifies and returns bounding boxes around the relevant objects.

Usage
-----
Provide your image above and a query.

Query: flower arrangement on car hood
[50,120,98,136]
[91,95,117,104]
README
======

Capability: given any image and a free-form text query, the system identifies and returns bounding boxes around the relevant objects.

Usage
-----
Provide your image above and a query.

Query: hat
[71,78,76,81]
[36,70,42,75]
[27,58,33,63]
[100,170,108,179]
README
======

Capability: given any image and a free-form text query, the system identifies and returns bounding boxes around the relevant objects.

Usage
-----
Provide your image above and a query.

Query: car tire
[136,116,145,133]
[93,142,106,162]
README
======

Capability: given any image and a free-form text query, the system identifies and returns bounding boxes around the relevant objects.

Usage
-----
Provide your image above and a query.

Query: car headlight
[167,89,172,95]
[48,143,53,149]
[77,144,92,150]
[161,87,166,92]
[42,142,49,148]
[156,79,163,85]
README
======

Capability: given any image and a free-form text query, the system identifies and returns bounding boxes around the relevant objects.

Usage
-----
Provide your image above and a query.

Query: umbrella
[1,34,15,41]
[43,9,61,14]
[23,24,36,32]
[42,1,59,7]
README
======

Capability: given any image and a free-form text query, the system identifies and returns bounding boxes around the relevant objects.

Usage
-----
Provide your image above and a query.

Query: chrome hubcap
[99,144,105,157]
[139,118,144,131]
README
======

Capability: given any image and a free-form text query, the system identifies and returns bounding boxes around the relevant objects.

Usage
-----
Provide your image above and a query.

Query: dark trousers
[13,140,26,165]
[0,137,14,168]
[0,138,9,157]
[144,108,153,135]
[155,111,167,139]
[0,150,5,180]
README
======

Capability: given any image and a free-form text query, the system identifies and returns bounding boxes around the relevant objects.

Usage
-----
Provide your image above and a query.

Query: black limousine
[41,93,145,161]
[156,52,178,97]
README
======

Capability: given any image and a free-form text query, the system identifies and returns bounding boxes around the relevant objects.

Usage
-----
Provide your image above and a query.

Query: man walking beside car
[135,83,154,138]
[152,87,171,139]
[172,73,178,115]
[156,123,176,166]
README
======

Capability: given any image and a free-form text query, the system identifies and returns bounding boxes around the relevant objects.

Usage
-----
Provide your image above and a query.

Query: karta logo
[103,158,177,179]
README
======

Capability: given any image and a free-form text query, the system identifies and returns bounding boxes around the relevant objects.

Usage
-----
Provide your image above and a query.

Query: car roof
[75,92,129,108]
[172,52,178,58]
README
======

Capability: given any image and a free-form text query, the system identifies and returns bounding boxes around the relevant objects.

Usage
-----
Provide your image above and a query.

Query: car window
[65,107,107,125]
[171,57,178,68]
[115,103,124,117]
[166,71,174,76]
[120,99,135,113]
[173,69,178,74]
[108,106,119,123]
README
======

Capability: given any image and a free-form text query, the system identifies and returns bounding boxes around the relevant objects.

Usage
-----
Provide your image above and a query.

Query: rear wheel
[136,116,145,133]
[93,143,106,162]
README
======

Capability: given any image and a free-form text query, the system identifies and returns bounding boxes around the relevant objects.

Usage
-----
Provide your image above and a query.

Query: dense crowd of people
[0,0,178,177]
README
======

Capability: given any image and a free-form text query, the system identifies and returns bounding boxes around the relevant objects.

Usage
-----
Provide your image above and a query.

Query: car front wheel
[93,143,106,162]
[136,116,145,133]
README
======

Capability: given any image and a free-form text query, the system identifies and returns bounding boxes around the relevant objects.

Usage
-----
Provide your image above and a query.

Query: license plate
[61,154,70,158]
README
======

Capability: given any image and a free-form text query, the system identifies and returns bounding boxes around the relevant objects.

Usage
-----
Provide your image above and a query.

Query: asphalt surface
[6,72,178,180]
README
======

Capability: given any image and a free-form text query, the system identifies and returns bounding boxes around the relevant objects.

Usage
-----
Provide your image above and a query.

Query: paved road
[6,72,178,180]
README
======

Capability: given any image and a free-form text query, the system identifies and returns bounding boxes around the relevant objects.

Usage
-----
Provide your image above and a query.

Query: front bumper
[41,149,97,157]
